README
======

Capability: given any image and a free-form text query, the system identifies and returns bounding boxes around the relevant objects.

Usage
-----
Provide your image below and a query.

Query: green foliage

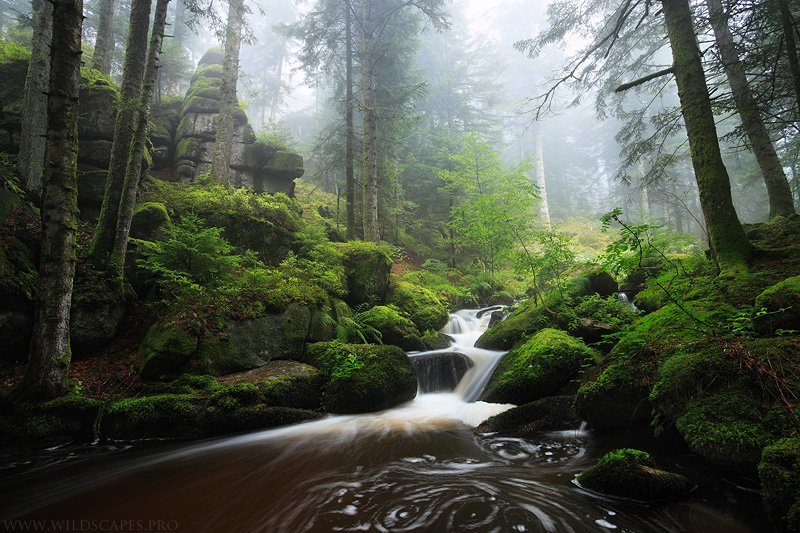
[561,294,635,331]
[137,213,241,300]
[256,126,297,152]
[759,437,800,531]
[140,177,303,231]
[0,40,31,62]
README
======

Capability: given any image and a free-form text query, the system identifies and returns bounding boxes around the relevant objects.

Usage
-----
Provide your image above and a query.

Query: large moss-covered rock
[78,75,118,140]
[356,305,424,350]
[576,448,693,502]
[130,202,171,241]
[480,328,600,405]
[138,322,200,380]
[70,296,126,353]
[574,355,652,430]
[388,281,449,333]
[475,395,580,436]
[753,275,800,336]
[341,244,393,307]
[760,437,800,532]
[102,394,201,440]
[200,210,295,267]
[263,150,304,180]
[189,304,312,376]
[475,277,594,350]
[305,342,418,414]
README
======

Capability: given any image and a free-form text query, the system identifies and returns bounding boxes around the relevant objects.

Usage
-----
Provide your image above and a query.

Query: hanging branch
[614,66,675,92]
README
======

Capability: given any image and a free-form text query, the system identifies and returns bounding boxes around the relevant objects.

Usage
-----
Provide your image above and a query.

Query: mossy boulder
[0,395,102,452]
[480,328,600,405]
[675,390,784,467]
[77,168,109,209]
[70,295,126,353]
[189,304,312,376]
[78,75,118,140]
[263,150,305,180]
[753,275,800,336]
[138,322,200,381]
[475,395,581,436]
[574,353,652,430]
[759,437,800,532]
[475,277,594,350]
[388,281,449,333]
[130,202,171,242]
[340,244,393,307]
[305,342,418,414]
[202,210,295,267]
[576,448,693,502]
[356,305,424,351]
[587,270,619,297]
[103,394,201,440]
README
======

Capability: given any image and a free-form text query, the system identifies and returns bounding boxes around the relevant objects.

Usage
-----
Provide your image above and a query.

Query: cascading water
[0,308,766,532]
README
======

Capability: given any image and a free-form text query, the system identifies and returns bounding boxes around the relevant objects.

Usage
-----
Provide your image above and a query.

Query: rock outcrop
[171,48,304,195]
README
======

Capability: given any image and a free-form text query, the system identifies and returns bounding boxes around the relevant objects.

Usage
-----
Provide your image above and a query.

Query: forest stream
[0,309,769,532]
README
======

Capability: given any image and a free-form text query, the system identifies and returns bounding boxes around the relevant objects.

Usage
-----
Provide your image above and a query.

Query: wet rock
[475,395,581,436]
[411,352,473,393]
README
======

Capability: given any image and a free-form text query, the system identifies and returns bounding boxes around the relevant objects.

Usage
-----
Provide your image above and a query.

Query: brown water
[0,309,768,532]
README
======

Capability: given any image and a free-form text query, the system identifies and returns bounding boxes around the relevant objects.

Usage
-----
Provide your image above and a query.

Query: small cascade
[411,352,474,393]
[618,292,639,313]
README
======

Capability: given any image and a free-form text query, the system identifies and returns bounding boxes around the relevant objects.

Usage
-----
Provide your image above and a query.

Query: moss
[206,383,261,412]
[475,277,594,350]
[189,63,223,85]
[130,202,171,241]
[103,394,200,440]
[475,395,580,436]
[138,322,199,381]
[181,95,220,116]
[339,242,394,307]
[759,437,800,532]
[306,342,418,414]
[480,328,600,405]
[574,355,652,430]
[576,448,693,502]
[753,275,800,336]
[198,47,224,67]
[200,406,322,435]
[675,390,782,466]
[388,281,449,332]
[259,371,325,410]
[168,374,222,394]
[355,305,424,350]
[264,150,304,179]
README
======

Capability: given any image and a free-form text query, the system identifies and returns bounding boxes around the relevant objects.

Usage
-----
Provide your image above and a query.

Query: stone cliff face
[0,49,304,205]
[170,48,304,196]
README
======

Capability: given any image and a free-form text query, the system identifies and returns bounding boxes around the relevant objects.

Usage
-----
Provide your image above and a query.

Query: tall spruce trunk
[18,0,53,203]
[211,0,244,188]
[661,0,754,274]
[91,0,116,74]
[110,0,171,272]
[345,0,356,240]
[707,0,796,219]
[89,0,153,266]
[778,0,800,110]
[15,0,83,402]
[362,2,379,244]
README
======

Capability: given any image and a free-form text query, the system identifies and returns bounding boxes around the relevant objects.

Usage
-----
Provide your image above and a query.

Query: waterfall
[618,292,639,313]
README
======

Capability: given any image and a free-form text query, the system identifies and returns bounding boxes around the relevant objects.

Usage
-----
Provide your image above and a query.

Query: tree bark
[707,0,796,219]
[92,0,117,75]
[89,0,153,265]
[18,0,53,204]
[211,0,244,188]
[345,0,356,240]
[109,0,171,274]
[15,0,83,402]
[661,0,754,274]
[362,1,379,243]
[532,123,551,226]
[778,0,800,110]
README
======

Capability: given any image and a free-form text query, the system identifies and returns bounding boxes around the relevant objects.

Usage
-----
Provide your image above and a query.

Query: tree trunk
[779,0,800,110]
[268,42,286,126]
[109,0,171,274]
[92,0,116,75]
[532,123,551,226]
[707,0,796,219]
[661,0,754,274]
[345,0,356,240]
[362,1,380,243]
[89,0,153,265]
[15,0,83,402]
[18,0,53,204]
[211,0,244,188]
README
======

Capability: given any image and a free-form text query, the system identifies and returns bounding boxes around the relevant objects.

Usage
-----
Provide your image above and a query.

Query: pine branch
[614,66,674,92]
